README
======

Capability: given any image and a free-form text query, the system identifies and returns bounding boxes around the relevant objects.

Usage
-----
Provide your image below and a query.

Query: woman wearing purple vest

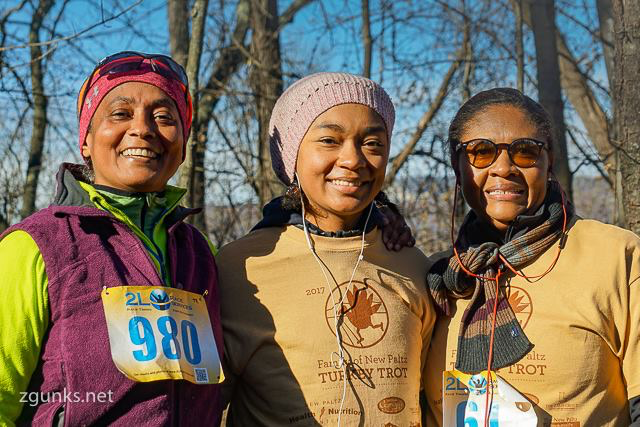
[0,52,224,425]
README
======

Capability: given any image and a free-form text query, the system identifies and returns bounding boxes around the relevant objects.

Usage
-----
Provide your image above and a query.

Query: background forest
[1,0,638,253]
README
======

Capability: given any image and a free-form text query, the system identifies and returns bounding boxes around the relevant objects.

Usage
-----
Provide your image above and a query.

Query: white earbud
[295,170,374,426]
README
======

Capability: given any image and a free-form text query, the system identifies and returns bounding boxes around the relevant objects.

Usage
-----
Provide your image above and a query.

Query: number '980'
[128,316,201,364]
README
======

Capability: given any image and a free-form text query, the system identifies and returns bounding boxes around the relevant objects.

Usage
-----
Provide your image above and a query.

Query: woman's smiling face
[81,82,184,192]
[456,104,550,233]
[295,103,389,231]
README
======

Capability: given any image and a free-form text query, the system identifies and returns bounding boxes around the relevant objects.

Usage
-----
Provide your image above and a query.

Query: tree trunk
[524,2,617,216]
[20,0,53,219]
[189,0,312,213]
[249,0,284,206]
[597,0,616,91]
[612,0,640,234]
[461,1,473,101]
[196,0,312,125]
[596,0,625,225]
[167,0,189,68]
[510,0,525,92]
[198,0,251,123]
[176,0,209,232]
[361,0,372,78]
[527,0,573,201]
[555,26,625,226]
[458,4,472,223]
[384,46,465,186]
[556,32,613,176]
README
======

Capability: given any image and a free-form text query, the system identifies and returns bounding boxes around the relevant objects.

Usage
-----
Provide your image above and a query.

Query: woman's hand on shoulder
[379,205,415,251]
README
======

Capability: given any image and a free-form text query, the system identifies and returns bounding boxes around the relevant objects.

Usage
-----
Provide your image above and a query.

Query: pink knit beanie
[77,62,191,160]
[269,72,395,185]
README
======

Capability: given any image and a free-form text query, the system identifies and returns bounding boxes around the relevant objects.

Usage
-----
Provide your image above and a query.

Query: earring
[285,182,300,199]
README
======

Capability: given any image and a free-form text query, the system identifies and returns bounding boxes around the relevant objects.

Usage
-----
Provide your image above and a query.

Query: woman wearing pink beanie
[0,52,223,425]
[218,72,435,426]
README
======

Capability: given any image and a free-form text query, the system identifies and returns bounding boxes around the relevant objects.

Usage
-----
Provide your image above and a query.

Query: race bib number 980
[101,286,224,385]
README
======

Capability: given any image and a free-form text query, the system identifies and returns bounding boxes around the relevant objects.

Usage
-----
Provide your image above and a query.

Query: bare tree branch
[0,0,28,71]
[526,0,573,200]
[384,46,465,186]
[566,127,612,186]
[612,0,640,233]
[278,0,315,28]
[210,113,260,196]
[167,0,189,68]
[509,0,525,91]
[20,0,54,219]
[249,0,284,205]
[0,0,143,52]
[177,0,209,231]
[556,30,613,171]
[361,0,372,78]
[460,0,473,100]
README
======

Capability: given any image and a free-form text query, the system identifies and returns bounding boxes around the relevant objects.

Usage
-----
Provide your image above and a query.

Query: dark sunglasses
[455,138,549,169]
[77,51,190,118]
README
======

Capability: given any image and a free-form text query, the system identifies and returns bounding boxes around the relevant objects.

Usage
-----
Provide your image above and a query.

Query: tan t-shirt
[424,219,640,427]
[218,226,435,426]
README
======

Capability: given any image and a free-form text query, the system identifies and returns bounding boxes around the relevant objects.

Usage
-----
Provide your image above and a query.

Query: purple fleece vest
[3,205,223,426]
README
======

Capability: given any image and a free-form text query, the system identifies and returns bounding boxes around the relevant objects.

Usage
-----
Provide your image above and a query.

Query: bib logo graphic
[508,286,533,329]
[324,279,389,348]
[468,374,487,395]
[150,289,171,311]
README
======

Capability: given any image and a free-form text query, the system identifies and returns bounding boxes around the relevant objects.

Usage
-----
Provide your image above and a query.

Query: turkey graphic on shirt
[508,286,533,329]
[325,279,389,348]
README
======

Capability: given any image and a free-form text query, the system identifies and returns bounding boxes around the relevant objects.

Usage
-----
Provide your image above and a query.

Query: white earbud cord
[298,179,373,427]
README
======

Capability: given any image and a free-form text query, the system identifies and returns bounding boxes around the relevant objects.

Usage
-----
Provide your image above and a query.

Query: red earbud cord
[450,179,567,426]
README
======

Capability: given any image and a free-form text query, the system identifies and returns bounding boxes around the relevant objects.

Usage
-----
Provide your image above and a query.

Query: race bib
[443,370,537,426]
[101,286,224,385]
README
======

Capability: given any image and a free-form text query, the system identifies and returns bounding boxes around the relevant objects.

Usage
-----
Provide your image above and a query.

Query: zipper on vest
[142,237,168,285]
[137,198,169,284]
[126,228,165,285]
[95,199,169,285]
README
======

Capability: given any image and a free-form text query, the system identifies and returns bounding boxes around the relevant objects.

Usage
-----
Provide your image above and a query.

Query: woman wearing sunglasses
[423,88,640,426]
[0,51,223,425]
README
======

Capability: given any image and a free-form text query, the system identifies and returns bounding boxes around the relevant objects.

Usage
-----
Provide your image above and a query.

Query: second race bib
[443,369,537,426]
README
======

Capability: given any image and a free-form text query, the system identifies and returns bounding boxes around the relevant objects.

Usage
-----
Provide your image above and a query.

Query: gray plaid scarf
[428,181,572,372]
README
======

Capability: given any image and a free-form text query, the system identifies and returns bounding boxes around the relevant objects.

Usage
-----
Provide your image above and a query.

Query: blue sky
[1,0,610,196]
